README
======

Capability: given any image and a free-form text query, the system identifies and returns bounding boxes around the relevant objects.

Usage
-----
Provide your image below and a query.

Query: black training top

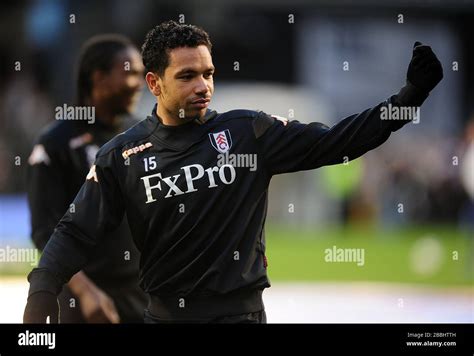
[31,85,427,299]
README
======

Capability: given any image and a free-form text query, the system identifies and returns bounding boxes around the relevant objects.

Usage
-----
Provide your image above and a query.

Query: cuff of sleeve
[27,268,63,297]
[396,82,429,107]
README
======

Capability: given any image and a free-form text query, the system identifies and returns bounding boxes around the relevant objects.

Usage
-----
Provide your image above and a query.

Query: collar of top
[146,104,218,151]
[151,104,217,127]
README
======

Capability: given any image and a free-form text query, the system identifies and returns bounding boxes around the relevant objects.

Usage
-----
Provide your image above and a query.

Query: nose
[194,76,209,95]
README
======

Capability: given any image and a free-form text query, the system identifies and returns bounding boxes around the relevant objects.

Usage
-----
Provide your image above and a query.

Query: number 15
[143,156,157,172]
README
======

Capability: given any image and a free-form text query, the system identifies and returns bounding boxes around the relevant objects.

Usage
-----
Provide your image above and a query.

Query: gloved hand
[407,41,443,93]
[23,291,59,323]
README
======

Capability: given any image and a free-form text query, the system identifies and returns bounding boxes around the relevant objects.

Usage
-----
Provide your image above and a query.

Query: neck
[156,102,196,126]
[85,97,118,126]
[89,99,118,126]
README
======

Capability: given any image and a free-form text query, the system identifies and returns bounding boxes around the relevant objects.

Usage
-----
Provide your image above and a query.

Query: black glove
[407,41,443,93]
[23,268,63,323]
[23,291,59,323]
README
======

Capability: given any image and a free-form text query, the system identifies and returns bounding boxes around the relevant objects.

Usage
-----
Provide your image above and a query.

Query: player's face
[98,46,145,115]
[151,45,215,121]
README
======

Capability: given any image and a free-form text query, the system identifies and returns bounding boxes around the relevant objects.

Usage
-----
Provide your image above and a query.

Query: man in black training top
[24,21,443,323]
[26,35,147,323]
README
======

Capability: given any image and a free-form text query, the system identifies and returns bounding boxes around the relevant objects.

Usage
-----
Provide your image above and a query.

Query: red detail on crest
[216,134,226,145]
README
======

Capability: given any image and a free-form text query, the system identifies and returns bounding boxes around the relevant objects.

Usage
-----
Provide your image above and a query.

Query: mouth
[191,98,210,109]
[123,90,141,106]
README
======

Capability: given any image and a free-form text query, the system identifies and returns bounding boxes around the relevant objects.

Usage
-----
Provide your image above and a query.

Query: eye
[180,75,192,80]
[204,72,214,79]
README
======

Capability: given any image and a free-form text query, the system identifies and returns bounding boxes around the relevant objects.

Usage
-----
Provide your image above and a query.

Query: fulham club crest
[209,129,232,153]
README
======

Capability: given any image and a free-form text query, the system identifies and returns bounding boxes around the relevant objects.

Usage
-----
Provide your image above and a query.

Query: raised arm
[253,42,443,175]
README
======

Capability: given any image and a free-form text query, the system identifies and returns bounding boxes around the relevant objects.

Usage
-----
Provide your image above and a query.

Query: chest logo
[122,142,153,159]
[209,129,232,154]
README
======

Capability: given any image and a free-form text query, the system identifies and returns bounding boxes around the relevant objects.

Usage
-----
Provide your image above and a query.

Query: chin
[184,108,206,120]
[122,95,140,114]
[125,104,136,115]
[200,108,208,116]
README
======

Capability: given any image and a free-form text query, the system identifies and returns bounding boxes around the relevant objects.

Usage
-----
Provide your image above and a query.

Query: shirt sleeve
[253,86,428,176]
[31,151,125,292]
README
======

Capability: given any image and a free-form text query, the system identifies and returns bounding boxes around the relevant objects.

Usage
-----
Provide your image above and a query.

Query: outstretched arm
[254,42,443,175]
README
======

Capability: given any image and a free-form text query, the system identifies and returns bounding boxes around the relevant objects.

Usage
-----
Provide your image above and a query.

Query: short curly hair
[141,20,212,76]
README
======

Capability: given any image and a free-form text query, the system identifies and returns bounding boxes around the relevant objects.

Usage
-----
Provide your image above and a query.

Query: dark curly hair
[141,20,212,76]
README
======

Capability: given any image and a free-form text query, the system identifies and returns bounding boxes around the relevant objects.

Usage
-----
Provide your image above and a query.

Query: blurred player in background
[26,34,147,323]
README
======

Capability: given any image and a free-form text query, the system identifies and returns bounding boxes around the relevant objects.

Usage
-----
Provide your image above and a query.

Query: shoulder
[96,117,157,161]
[213,109,260,122]
[35,120,78,150]
[120,115,141,131]
[29,121,85,166]
[212,109,289,138]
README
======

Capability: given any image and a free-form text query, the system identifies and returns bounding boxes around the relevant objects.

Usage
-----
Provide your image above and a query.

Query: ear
[91,69,108,90]
[145,72,162,97]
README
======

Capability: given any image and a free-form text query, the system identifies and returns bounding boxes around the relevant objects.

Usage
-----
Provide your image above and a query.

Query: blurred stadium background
[0,0,473,323]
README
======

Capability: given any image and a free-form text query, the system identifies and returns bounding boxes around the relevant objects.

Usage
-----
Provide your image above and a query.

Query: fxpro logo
[141,163,236,204]
[18,330,55,349]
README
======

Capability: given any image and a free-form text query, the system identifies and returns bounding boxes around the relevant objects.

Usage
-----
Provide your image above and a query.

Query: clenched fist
[406,41,443,93]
